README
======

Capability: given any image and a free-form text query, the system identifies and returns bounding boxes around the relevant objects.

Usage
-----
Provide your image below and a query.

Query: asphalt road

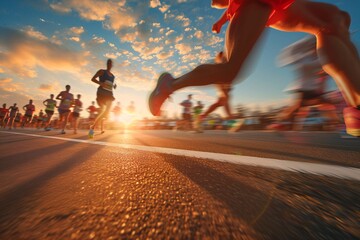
[0,129,359,239]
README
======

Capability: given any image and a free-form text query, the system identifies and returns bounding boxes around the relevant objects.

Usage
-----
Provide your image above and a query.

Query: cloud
[150,0,161,8]
[49,0,136,33]
[0,78,24,92]
[0,27,88,78]
[175,43,192,55]
[175,15,191,27]
[39,84,54,91]
[69,26,84,35]
[21,26,48,41]
[69,36,80,42]
[194,30,204,39]
[159,4,170,13]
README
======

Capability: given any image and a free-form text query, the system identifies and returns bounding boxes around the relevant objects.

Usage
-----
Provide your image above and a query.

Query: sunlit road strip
[1,131,360,181]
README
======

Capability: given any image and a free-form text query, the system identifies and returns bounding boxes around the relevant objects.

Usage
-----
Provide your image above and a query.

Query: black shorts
[72,112,80,118]
[45,110,54,116]
[97,88,115,107]
[182,113,192,121]
[58,108,70,115]
[25,114,32,119]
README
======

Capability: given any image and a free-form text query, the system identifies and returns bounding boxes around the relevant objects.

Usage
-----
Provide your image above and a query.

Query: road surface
[0,129,359,239]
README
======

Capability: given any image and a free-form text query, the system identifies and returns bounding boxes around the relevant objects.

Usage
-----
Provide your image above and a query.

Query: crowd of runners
[148,0,360,137]
[1,0,359,137]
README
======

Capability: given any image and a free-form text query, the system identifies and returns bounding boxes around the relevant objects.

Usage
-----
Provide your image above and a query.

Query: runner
[6,103,19,130]
[36,110,45,129]
[127,101,135,114]
[22,100,35,128]
[148,0,360,136]
[0,103,9,128]
[269,39,340,130]
[30,115,38,128]
[72,94,83,134]
[113,101,122,121]
[179,94,193,131]
[87,101,98,122]
[89,59,117,138]
[193,101,204,133]
[43,94,57,130]
[14,112,22,129]
[56,85,74,134]
[200,52,234,121]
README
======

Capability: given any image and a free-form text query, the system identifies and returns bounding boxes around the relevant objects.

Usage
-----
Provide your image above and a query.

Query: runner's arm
[56,92,62,100]
[91,70,104,86]
[212,10,228,34]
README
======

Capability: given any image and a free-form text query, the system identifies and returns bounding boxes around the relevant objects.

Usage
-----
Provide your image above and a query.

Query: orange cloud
[0,27,88,78]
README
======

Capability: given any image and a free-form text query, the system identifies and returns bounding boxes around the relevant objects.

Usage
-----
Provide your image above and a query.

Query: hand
[113,84,117,89]
[212,22,221,34]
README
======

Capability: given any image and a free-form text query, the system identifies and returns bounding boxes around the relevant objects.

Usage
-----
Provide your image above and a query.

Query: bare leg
[171,1,271,91]
[271,1,360,106]
[73,117,78,134]
[92,101,112,130]
[202,100,222,118]
[45,114,53,128]
[223,99,232,118]
[61,112,70,131]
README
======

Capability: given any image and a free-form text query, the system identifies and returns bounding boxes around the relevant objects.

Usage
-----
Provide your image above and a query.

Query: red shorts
[260,0,295,25]
[259,0,294,10]
[227,0,295,25]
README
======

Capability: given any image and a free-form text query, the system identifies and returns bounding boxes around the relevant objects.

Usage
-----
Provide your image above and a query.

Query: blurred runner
[89,59,116,138]
[148,0,360,137]
[193,101,204,133]
[6,103,19,130]
[200,52,234,121]
[72,94,83,134]
[113,101,122,121]
[43,94,57,131]
[56,85,74,134]
[36,110,45,129]
[21,100,35,128]
[87,101,98,122]
[0,103,9,128]
[269,42,340,130]
[127,101,135,114]
[179,94,193,131]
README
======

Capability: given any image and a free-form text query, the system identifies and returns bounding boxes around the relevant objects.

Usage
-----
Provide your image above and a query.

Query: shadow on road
[165,156,358,239]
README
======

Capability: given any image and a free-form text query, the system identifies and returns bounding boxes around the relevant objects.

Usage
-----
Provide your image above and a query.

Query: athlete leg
[171,0,271,91]
[202,99,222,118]
[271,1,360,107]
[61,112,70,132]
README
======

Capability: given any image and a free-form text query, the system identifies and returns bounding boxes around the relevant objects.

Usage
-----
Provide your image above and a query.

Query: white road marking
[1,131,360,181]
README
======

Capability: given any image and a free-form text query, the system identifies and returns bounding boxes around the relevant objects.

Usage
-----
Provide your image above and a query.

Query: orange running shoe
[343,106,360,137]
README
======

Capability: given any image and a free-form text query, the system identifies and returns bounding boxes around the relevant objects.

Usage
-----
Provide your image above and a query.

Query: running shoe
[61,130,66,134]
[88,129,94,139]
[343,106,360,137]
[148,73,174,116]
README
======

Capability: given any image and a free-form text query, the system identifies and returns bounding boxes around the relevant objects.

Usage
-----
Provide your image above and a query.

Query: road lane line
[1,131,360,181]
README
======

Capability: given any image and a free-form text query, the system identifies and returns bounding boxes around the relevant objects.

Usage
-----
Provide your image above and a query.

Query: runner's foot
[88,129,94,139]
[343,106,360,137]
[61,130,66,134]
[148,73,174,116]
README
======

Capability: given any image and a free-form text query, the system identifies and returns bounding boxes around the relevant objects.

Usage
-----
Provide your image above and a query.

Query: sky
[0,0,359,119]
